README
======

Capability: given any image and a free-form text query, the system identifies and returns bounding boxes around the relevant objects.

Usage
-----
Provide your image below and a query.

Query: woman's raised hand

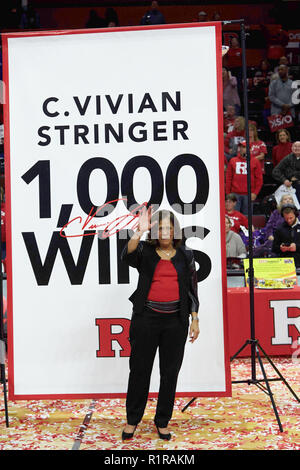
[138,205,156,234]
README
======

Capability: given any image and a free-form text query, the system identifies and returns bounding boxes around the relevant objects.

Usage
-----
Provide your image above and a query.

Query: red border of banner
[2,22,231,400]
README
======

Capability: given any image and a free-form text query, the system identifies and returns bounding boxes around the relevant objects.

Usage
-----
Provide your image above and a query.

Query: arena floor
[0,357,299,451]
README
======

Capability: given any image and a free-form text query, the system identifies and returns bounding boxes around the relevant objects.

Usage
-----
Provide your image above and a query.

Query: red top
[272,142,293,167]
[225,210,248,233]
[227,47,242,68]
[250,140,268,173]
[225,153,263,196]
[224,129,245,154]
[224,117,235,134]
[147,259,179,302]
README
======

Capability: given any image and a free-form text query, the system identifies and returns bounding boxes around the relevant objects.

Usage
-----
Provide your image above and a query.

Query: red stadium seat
[252,214,266,228]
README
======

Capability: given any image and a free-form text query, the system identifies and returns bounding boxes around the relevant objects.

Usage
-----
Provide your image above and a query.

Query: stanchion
[182,19,300,432]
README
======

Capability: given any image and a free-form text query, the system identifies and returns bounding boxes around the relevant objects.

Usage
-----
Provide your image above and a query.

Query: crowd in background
[222,27,300,269]
[0,1,300,271]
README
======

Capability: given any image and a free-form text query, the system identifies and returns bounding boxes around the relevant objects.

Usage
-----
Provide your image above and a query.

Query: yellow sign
[243,258,297,289]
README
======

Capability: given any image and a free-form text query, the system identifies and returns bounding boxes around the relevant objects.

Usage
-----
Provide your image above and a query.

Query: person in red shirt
[227,37,242,69]
[224,116,245,160]
[272,128,293,167]
[227,37,243,94]
[249,123,268,173]
[226,140,263,215]
[225,193,249,233]
[261,25,289,69]
[224,105,237,134]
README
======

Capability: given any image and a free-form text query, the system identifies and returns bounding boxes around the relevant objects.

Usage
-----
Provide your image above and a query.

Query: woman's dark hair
[281,203,299,217]
[225,193,237,202]
[147,210,182,248]
[259,59,271,71]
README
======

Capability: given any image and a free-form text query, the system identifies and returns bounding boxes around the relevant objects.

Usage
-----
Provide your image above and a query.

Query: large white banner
[3,23,231,399]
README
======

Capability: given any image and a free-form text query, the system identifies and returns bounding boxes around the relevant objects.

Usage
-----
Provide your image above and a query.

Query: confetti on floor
[0,358,299,450]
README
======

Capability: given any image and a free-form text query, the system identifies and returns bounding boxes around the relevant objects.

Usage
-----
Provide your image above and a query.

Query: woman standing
[249,123,268,174]
[272,129,293,168]
[224,116,245,161]
[226,37,243,94]
[222,67,241,115]
[121,207,200,440]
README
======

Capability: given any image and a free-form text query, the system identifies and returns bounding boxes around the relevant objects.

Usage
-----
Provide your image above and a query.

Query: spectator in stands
[85,9,106,28]
[251,60,272,125]
[226,37,242,93]
[268,64,295,118]
[257,59,272,79]
[198,11,208,22]
[273,56,290,77]
[249,123,268,173]
[253,60,272,91]
[272,203,300,267]
[224,105,237,134]
[140,1,165,25]
[20,5,40,29]
[224,116,245,160]
[272,129,293,167]
[227,37,242,70]
[222,67,241,115]
[225,215,247,266]
[225,193,249,234]
[265,194,295,243]
[272,141,300,203]
[253,194,296,258]
[105,7,119,27]
[261,25,289,70]
[212,12,221,21]
[225,140,263,215]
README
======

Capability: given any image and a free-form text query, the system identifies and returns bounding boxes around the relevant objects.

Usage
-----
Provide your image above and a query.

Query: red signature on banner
[59,198,147,239]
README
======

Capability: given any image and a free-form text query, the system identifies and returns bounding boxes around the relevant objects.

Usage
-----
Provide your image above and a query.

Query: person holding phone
[272,203,300,266]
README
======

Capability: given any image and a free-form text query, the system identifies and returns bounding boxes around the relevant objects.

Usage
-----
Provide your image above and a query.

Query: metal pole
[239,20,256,380]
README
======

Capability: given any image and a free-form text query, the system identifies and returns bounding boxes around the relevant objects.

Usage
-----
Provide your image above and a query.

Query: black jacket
[121,241,199,324]
[272,220,300,266]
[272,153,300,184]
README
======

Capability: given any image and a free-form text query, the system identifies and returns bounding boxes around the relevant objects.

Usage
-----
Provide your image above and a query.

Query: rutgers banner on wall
[3,23,231,400]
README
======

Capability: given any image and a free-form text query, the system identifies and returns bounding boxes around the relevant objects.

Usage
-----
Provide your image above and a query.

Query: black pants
[126,308,188,428]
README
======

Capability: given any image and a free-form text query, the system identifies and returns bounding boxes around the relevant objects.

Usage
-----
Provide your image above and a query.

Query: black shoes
[122,425,137,440]
[121,423,171,441]
[155,424,171,441]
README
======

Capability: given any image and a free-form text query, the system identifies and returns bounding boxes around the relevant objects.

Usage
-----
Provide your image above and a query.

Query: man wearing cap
[225,140,263,215]
[272,203,300,266]
[272,141,300,203]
